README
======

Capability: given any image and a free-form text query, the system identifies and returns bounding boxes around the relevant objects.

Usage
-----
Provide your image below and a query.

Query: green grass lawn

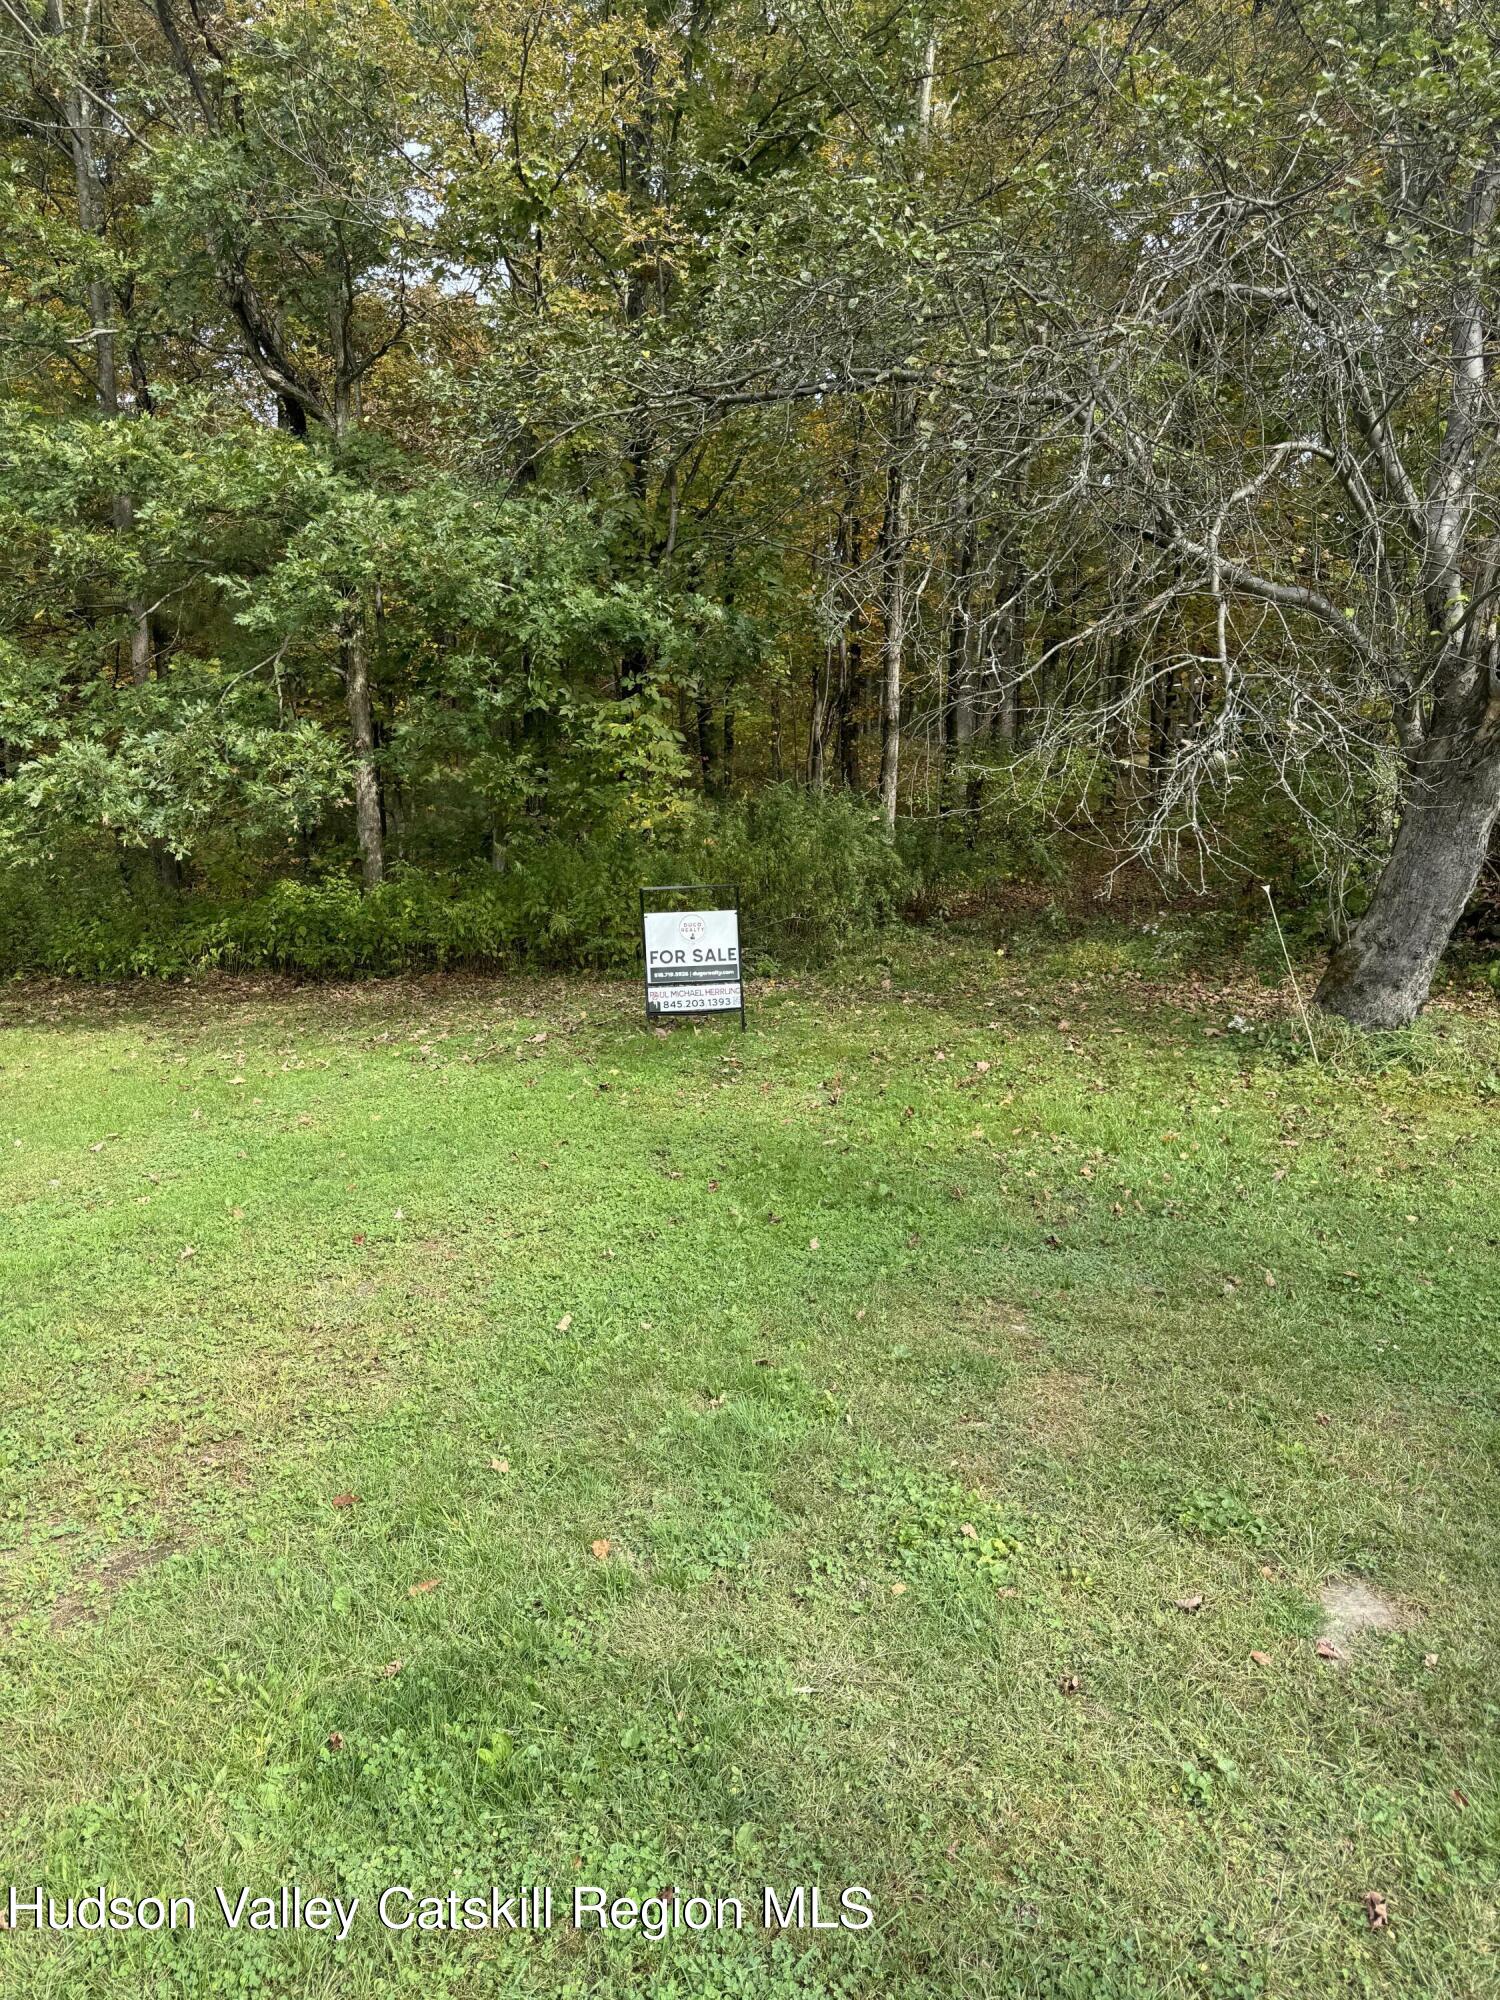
[2,931,1497,1999]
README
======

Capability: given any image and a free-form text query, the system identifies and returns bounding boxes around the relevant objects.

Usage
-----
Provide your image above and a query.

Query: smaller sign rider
[639,888,746,1027]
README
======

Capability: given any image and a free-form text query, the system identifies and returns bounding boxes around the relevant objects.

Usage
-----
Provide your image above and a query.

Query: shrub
[0,791,911,979]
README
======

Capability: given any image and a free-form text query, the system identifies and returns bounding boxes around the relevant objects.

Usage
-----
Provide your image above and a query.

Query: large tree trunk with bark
[1317,681,1500,1027]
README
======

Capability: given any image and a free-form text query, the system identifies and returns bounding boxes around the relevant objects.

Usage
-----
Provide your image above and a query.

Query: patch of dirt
[1317,1576,1410,1651]
[946,1369,1098,1481]
[191,1438,254,1489]
[50,1543,175,1636]
[952,1299,1044,1360]
[1018,1368,1095,1450]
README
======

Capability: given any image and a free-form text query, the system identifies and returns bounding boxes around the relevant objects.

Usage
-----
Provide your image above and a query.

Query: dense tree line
[1,0,1495,1021]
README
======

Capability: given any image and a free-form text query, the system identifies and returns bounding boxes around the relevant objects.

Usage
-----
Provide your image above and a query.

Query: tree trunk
[838,632,863,790]
[45,0,153,678]
[1102,627,1138,824]
[875,15,935,837]
[807,645,831,788]
[877,402,911,834]
[1317,162,1500,1027]
[341,608,384,889]
[990,567,1025,747]
[941,468,977,818]
[696,685,718,793]
[1147,665,1176,803]
[1316,694,1500,1027]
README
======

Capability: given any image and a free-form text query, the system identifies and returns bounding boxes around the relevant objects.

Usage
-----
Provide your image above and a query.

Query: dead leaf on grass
[555,1313,573,1333]
[590,1538,611,1561]
[331,1492,360,1509]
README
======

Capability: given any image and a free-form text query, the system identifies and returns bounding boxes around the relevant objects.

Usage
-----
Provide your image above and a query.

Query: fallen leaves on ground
[590,1538,611,1561]
[331,1492,360,1509]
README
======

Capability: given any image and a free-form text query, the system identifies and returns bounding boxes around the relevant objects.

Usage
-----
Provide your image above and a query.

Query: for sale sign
[642,904,742,1019]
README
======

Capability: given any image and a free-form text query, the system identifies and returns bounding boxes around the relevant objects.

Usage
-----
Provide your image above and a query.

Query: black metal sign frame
[638,883,746,1030]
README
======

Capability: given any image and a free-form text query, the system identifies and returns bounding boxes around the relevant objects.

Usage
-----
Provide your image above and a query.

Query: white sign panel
[643,907,742,1016]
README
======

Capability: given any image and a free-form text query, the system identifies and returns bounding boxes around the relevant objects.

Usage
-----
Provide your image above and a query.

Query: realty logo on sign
[640,888,745,1026]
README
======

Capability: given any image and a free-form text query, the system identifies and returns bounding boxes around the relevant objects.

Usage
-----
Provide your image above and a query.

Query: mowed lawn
[1,934,1497,2000]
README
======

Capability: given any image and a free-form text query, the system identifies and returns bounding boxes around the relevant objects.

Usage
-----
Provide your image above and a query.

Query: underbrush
[0,791,911,979]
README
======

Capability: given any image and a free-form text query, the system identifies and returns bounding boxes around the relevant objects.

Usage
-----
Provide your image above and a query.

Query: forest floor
[2,924,1497,1999]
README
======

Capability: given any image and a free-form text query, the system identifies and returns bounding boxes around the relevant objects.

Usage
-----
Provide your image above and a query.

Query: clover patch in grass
[1169,1487,1268,1544]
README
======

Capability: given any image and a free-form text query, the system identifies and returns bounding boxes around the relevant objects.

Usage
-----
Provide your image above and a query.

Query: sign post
[639,884,746,1029]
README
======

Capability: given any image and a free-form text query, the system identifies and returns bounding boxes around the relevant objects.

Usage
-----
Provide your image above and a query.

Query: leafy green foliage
[0,791,908,976]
